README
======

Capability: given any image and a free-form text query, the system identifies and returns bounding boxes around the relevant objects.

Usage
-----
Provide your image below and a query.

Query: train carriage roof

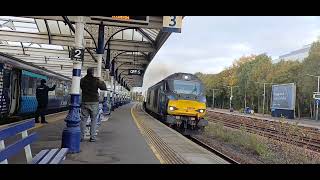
[0,52,71,81]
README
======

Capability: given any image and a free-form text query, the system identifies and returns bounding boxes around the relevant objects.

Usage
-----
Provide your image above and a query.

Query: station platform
[6,103,228,164]
[208,108,320,130]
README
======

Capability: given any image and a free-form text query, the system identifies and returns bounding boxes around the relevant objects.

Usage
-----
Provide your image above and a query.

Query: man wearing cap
[35,79,56,123]
[80,68,107,142]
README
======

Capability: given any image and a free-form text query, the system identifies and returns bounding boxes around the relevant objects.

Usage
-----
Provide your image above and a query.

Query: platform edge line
[131,103,165,164]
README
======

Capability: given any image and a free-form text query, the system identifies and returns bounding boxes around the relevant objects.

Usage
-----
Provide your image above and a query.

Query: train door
[159,83,165,116]
[9,69,20,115]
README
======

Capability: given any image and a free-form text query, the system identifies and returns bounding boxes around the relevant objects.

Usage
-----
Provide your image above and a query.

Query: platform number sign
[163,16,182,33]
[129,69,143,75]
[71,48,85,62]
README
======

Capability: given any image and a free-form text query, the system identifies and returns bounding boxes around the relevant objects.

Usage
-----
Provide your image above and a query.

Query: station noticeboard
[163,16,183,33]
[271,83,296,110]
[90,16,149,24]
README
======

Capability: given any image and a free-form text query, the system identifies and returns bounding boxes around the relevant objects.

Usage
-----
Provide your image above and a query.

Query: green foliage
[195,41,320,117]
[205,123,272,157]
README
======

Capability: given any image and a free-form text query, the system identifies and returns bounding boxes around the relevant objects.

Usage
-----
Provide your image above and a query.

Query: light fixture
[169,106,176,111]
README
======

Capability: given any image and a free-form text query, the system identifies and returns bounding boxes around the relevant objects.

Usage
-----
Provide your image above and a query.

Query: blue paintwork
[18,96,68,115]
[72,69,81,77]
[0,133,38,162]
[18,96,38,114]
[163,27,181,33]
[61,94,80,153]
[38,149,59,164]
[0,119,35,140]
[31,149,49,164]
[61,126,80,153]
[271,109,295,119]
[49,148,68,164]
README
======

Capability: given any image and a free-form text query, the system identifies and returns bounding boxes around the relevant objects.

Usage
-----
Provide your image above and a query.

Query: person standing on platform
[80,68,107,142]
[35,79,56,123]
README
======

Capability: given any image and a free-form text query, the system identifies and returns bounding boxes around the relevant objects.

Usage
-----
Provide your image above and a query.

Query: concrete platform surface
[5,103,159,164]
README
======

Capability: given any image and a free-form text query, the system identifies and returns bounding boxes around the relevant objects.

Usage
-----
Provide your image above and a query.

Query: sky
[140,16,320,92]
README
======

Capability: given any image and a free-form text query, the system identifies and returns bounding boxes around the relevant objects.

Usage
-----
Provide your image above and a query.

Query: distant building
[273,44,311,63]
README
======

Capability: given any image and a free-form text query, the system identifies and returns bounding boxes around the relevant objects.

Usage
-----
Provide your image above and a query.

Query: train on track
[144,72,208,135]
[0,52,71,124]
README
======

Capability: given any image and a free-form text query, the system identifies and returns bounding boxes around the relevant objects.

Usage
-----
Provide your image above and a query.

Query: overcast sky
[140,16,320,92]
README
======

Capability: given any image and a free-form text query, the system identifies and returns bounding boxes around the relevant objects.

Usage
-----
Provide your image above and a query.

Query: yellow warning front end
[167,99,206,119]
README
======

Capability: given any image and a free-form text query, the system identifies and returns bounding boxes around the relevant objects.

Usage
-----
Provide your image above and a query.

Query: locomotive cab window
[173,80,201,95]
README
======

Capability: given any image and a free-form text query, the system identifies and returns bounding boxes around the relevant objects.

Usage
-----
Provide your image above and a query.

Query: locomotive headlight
[197,109,205,113]
[169,106,177,111]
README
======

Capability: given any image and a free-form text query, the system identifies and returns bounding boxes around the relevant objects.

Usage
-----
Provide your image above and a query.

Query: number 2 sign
[71,48,85,61]
[163,16,182,33]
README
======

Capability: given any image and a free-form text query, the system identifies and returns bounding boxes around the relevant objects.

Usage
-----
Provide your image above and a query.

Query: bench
[0,119,68,164]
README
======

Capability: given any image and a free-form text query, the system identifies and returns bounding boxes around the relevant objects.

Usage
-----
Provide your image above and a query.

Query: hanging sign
[90,16,149,24]
[71,48,85,62]
[163,16,183,33]
[128,69,143,75]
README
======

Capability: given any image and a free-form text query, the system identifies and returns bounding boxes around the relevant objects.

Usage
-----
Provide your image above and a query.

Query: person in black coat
[35,79,56,123]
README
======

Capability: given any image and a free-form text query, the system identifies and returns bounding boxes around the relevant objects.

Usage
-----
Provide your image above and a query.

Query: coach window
[26,77,35,95]
[165,82,170,92]
[153,89,158,108]
[21,76,28,95]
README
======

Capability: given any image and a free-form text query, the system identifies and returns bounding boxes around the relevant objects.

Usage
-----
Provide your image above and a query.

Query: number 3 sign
[163,16,182,33]
[71,48,85,61]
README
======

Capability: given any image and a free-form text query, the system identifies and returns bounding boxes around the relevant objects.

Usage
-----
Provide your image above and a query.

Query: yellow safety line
[131,104,165,164]
[30,115,65,130]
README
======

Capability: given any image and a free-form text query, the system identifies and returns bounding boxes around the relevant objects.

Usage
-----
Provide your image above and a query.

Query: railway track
[188,135,240,164]
[206,111,320,152]
[142,105,239,164]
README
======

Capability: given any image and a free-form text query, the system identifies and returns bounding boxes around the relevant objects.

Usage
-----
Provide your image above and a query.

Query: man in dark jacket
[80,68,107,142]
[35,79,56,123]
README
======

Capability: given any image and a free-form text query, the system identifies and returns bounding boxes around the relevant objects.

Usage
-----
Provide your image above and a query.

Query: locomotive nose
[167,99,206,117]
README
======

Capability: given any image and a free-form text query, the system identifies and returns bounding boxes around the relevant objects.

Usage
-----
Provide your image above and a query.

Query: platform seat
[0,119,68,164]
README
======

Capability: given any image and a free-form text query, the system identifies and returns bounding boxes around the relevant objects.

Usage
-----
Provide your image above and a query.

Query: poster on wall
[271,83,296,110]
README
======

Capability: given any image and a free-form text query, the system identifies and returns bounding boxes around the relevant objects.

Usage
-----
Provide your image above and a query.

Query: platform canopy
[0,16,174,90]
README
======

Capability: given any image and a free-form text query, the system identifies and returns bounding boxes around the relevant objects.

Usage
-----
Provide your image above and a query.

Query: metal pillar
[212,89,215,109]
[111,77,114,110]
[317,77,320,121]
[103,78,110,114]
[96,23,104,78]
[229,87,233,111]
[244,90,247,109]
[212,89,218,109]
[61,16,85,153]
[113,79,116,107]
[263,83,266,115]
[97,55,102,77]
[96,23,105,117]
